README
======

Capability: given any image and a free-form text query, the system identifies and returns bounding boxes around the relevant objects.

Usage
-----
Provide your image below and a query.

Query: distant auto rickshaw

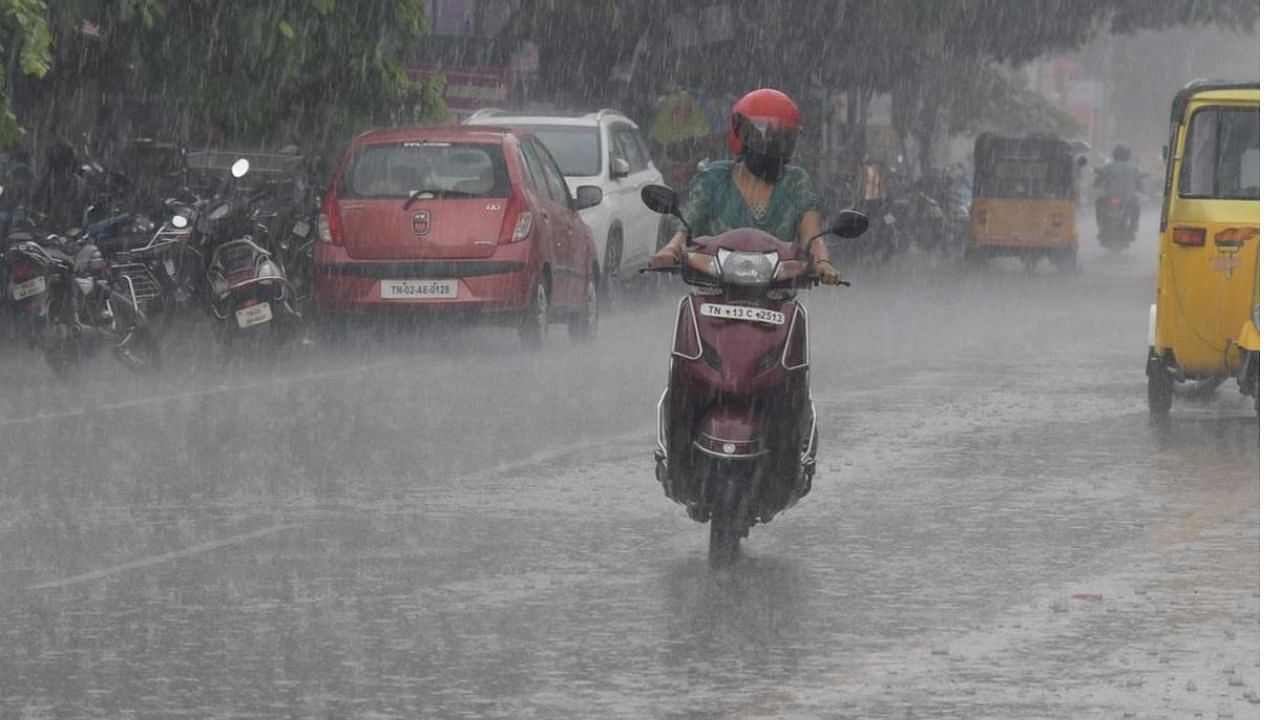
[966,133,1081,270]
[1147,81,1259,415]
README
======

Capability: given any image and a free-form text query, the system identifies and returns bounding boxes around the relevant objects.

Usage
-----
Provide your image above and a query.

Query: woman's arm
[796,209,840,284]
[796,210,824,255]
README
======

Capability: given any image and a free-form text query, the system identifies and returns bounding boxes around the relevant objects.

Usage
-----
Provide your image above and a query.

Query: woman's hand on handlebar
[814,259,842,285]
[650,235,685,268]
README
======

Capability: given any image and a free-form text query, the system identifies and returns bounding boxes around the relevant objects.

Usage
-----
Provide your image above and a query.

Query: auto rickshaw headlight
[1252,305,1259,332]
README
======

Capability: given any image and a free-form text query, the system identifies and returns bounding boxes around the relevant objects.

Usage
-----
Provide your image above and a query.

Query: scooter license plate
[235,301,273,328]
[10,276,46,301]
[699,302,785,325]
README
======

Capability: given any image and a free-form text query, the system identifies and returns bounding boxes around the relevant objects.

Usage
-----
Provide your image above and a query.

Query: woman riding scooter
[651,88,842,285]
[646,89,863,565]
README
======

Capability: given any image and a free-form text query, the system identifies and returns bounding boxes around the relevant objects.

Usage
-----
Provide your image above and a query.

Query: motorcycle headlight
[171,214,189,229]
[716,249,778,286]
[1252,305,1259,332]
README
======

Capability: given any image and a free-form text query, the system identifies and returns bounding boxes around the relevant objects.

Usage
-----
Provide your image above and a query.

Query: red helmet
[728,88,801,159]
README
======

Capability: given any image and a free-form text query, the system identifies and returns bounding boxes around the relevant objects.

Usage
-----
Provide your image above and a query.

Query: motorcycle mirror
[641,184,679,215]
[826,209,870,239]
[171,214,189,229]
[231,158,251,178]
[641,184,691,238]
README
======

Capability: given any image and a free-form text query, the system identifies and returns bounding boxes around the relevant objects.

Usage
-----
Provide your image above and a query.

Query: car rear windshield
[1178,107,1259,200]
[340,142,510,199]
[518,126,601,177]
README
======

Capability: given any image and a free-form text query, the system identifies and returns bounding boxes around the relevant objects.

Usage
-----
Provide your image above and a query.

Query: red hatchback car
[313,126,602,345]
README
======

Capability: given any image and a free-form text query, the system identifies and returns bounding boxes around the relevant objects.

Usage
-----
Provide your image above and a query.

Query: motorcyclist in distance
[651,88,841,285]
[1094,143,1143,235]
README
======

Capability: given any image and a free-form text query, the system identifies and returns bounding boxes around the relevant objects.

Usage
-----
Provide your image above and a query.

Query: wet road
[0,209,1258,719]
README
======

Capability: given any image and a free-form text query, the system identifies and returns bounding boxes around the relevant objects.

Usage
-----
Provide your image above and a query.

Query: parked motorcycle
[93,204,197,335]
[199,158,303,353]
[5,233,159,377]
[639,184,869,566]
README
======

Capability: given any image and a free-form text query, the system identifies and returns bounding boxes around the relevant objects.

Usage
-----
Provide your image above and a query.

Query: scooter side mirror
[641,183,691,237]
[826,209,869,239]
[641,184,679,215]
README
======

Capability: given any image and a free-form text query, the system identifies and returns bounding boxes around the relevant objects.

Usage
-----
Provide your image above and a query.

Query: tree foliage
[8,0,442,150]
[0,0,51,146]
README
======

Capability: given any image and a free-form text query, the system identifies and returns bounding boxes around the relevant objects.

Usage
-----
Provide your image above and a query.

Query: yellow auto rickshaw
[966,133,1081,270]
[1147,81,1259,415]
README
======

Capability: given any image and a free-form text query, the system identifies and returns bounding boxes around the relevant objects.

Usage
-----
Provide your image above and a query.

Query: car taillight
[500,193,533,243]
[319,192,344,245]
[1171,226,1206,247]
[512,212,533,242]
[1109,196,1125,207]
[11,259,31,280]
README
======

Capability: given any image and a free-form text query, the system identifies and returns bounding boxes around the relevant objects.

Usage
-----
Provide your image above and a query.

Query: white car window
[523,125,602,177]
[620,128,653,171]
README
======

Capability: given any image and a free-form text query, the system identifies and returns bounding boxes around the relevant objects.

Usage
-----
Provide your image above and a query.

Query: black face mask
[742,149,785,183]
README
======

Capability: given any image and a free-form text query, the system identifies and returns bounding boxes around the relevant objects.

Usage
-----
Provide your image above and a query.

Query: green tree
[0,0,51,147]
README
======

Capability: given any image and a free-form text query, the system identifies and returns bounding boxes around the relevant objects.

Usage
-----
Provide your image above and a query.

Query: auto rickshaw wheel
[1051,247,1078,273]
[963,248,987,270]
[1147,350,1173,416]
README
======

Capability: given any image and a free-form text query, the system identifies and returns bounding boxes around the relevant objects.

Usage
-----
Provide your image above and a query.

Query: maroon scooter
[640,185,868,565]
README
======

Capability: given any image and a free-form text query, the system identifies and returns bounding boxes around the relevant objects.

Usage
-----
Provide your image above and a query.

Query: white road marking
[24,523,302,591]
[19,427,653,591]
[0,356,412,428]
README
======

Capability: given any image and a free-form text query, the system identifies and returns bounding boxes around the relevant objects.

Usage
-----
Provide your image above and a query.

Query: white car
[466,109,666,300]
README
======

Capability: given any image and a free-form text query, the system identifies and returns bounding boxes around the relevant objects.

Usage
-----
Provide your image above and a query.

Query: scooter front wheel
[708,480,743,568]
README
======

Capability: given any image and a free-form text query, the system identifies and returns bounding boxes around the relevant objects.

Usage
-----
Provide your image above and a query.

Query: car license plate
[11,276,46,300]
[235,301,273,328]
[381,279,458,300]
[699,302,785,325]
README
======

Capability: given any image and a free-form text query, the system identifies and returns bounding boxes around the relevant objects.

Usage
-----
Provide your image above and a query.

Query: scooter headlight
[1252,304,1259,332]
[716,249,778,286]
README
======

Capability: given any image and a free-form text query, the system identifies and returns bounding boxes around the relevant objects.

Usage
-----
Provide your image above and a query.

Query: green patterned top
[681,160,819,243]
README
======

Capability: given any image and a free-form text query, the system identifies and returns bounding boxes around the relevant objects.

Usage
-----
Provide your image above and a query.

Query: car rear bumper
[313,243,536,315]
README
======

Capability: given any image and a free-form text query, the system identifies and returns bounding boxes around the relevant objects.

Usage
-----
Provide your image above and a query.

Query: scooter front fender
[693,405,767,459]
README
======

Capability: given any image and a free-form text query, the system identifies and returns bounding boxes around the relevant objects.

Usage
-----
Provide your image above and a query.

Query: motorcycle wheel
[115,323,162,373]
[38,298,78,379]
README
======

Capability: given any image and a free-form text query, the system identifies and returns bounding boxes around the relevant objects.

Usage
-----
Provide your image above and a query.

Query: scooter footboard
[693,406,767,459]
